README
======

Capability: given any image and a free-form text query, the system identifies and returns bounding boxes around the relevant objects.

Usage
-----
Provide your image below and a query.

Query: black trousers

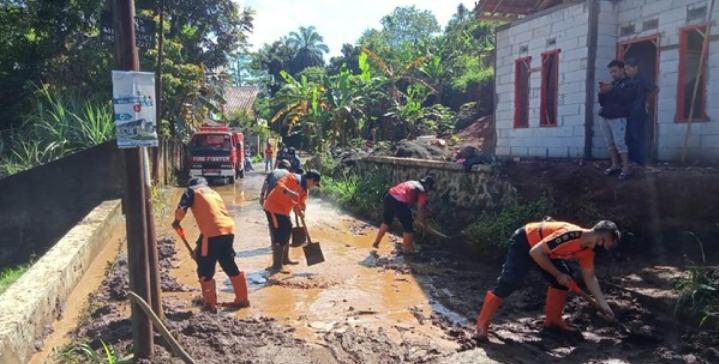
[196,234,240,280]
[382,193,414,233]
[492,228,573,298]
[265,211,292,246]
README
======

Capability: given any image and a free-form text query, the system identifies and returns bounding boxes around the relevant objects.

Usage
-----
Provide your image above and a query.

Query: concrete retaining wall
[356,157,517,227]
[0,199,124,364]
[0,140,185,268]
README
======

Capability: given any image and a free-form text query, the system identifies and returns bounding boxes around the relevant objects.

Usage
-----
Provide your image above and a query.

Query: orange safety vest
[524,221,594,269]
[190,186,235,257]
[263,174,307,217]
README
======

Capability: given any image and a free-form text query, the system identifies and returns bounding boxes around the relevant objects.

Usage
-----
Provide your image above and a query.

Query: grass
[0,264,29,294]
[316,173,390,222]
[54,340,129,364]
[674,265,719,329]
[673,233,719,329]
[0,86,115,177]
[463,196,555,255]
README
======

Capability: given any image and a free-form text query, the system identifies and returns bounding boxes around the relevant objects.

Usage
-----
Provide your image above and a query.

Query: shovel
[291,212,307,247]
[425,225,464,240]
[174,226,196,262]
[299,214,325,266]
[567,281,632,335]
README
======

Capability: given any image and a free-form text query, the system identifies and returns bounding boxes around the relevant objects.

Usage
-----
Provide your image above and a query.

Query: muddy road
[53,167,718,363]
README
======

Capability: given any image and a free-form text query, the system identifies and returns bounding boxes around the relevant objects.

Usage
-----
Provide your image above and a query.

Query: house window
[540,50,560,127]
[514,57,531,128]
[677,25,709,122]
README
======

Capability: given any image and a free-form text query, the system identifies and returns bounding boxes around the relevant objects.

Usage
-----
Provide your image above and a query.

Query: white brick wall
[495,0,719,161]
[614,0,719,161]
[495,2,589,159]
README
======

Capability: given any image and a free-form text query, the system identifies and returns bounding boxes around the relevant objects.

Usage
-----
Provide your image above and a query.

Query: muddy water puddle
[166,176,459,351]
[28,223,126,364]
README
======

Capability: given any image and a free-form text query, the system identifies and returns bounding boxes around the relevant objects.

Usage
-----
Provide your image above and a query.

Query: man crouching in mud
[371,175,435,254]
[474,220,620,340]
[173,177,249,312]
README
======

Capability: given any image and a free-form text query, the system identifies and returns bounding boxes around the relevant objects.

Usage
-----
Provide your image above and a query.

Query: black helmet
[304,169,321,186]
[188,176,208,188]
[419,175,435,191]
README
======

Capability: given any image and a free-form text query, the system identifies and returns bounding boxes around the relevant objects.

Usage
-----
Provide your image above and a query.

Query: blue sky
[238,0,476,57]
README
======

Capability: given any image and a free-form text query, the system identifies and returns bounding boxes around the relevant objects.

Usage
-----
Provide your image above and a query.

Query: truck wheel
[239,169,245,179]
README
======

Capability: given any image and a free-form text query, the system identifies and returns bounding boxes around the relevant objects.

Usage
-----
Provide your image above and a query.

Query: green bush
[464,196,554,255]
[675,265,719,329]
[251,154,264,164]
[316,173,390,221]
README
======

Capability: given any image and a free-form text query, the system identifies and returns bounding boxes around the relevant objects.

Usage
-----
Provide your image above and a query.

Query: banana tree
[271,70,327,148]
[324,64,368,146]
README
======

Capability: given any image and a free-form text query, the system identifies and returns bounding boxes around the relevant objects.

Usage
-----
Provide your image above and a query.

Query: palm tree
[287,26,329,73]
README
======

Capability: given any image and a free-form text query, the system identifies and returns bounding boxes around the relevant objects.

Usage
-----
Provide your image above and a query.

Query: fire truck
[188,123,245,184]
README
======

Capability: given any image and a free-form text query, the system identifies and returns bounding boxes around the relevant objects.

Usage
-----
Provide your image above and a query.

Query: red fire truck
[188,123,245,184]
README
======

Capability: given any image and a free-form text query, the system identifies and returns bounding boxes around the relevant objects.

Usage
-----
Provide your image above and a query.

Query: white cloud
[237,0,475,57]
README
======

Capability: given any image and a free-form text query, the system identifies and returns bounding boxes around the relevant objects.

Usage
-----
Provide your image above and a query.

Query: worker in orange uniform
[371,176,434,254]
[172,177,249,311]
[263,169,322,271]
[474,220,620,339]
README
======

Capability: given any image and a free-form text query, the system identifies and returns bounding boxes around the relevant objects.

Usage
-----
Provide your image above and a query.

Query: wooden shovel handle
[298,212,312,244]
[174,226,197,262]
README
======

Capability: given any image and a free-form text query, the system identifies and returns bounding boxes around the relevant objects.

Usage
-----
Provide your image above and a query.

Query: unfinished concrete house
[477,0,719,161]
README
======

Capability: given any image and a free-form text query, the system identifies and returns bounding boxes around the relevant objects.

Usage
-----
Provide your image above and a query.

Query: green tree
[0,0,109,130]
[328,43,362,75]
[251,37,296,95]
[287,25,329,74]
[379,6,440,48]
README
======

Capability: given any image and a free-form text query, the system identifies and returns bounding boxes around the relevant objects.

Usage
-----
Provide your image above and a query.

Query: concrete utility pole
[113,0,154,358]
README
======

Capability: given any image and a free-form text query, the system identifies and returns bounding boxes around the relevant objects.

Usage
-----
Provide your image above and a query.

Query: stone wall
[356,157,517,227]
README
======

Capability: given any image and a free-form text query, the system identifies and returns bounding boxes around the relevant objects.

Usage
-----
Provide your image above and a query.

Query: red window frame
[676,24,709,122]
[514,57,532,128]
[540,49,560,127]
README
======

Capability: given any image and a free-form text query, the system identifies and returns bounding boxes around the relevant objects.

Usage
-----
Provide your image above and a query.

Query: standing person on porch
[598,59,637,180]
[263,170,322,271]
[474,220,620,340]
[624,57,658,167]
[371,176,435,254]
[172,177,249,312]
[264,141,274,172]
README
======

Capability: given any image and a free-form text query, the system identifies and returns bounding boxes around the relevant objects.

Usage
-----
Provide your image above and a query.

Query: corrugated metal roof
[475,0,564,21]
[223,85,259,116]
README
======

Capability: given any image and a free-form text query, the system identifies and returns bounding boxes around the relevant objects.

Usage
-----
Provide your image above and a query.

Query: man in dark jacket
[598,60,637,180]
[624,58,658,166]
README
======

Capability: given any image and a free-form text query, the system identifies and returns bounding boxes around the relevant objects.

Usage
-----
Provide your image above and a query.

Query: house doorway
[617,36,659,163]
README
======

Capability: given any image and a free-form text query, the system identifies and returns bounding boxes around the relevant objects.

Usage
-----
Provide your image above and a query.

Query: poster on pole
[112,71,158,148]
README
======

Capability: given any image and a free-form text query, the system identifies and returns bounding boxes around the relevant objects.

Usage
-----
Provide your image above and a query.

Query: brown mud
[54,167,718,363]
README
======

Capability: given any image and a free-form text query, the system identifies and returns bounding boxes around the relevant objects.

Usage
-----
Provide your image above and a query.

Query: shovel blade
[303,241,325,266]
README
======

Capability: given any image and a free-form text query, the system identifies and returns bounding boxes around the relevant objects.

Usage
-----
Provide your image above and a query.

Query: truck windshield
[190,134,231,154]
